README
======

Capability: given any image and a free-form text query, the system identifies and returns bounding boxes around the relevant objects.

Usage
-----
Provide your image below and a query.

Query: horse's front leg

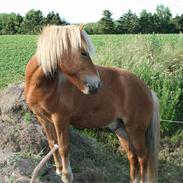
[52,113,73,183]
[37,115,62,174]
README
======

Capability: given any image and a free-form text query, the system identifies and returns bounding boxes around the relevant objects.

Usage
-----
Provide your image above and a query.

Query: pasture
[0,33,183,182]
[0,34,183,136]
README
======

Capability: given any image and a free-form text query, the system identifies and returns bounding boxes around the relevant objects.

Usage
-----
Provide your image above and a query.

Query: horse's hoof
[56,168,62,175]
[61,173,74,183]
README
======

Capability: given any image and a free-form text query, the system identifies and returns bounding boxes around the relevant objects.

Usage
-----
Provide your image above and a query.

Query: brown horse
[25,25,160,183]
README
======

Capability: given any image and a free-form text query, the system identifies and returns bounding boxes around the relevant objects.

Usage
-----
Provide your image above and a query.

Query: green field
[0,35,36,87]
[0,34,183,182]
[0,34,183,136]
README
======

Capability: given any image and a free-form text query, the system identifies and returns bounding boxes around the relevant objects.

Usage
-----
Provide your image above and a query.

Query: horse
[24,24,160,183]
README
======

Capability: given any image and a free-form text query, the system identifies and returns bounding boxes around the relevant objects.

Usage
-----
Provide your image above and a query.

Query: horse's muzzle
[84,76,102,95]
[87,80,101,94]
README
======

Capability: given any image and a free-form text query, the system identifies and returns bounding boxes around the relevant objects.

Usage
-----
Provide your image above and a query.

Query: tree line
[0,9,68,34]
[0,5,183,35]
[85,5,183,34]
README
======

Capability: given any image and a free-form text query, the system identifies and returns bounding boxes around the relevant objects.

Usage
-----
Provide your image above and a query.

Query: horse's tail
[146,90,160,183]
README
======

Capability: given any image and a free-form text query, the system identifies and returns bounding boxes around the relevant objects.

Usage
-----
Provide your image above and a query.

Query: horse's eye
[81,52,88,57]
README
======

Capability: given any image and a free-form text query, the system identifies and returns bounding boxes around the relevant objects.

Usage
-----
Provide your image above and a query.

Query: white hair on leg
[133,177,138,183]
[56,168,62,175]
[61,160,73,183]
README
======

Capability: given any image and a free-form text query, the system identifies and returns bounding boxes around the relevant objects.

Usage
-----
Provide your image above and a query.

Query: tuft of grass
[17,147,45,162]
[23,111,32,124]
[4,174,16,183]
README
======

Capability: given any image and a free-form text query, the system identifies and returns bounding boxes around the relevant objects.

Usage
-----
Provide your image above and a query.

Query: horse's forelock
[81,30,95,57]
[36,25,95,76]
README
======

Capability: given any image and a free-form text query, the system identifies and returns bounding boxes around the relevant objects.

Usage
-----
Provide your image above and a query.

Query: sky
[0,0,183,23]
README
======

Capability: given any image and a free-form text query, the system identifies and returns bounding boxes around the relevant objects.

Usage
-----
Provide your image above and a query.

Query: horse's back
[96,65,152,101]
[96,65,153,124]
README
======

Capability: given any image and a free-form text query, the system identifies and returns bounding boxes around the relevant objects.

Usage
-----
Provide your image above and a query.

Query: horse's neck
[26,56,55,89]
[25,56,69,103]
[57,71,67,87]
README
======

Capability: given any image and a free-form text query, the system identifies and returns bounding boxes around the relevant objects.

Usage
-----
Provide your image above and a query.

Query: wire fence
[160,119,183,124]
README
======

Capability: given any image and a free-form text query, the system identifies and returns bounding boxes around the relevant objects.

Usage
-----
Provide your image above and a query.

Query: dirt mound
[0,83,129,183]
[0,83,47,154]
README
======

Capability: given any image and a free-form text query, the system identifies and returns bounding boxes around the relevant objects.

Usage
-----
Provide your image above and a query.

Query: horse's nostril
[84,76,101,94]
[86,81,101,95]
[98,80,102,89]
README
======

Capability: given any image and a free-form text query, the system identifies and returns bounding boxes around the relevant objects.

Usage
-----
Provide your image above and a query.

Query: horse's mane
[36,25,95,75]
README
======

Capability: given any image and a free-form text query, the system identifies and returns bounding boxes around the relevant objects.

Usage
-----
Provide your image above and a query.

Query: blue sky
[0,0,182,23]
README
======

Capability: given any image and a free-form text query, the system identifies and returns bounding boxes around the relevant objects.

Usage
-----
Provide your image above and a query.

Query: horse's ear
[79,24,84,31]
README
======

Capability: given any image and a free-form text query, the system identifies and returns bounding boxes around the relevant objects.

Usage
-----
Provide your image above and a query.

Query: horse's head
[60,25,101,94]
[36,25,101,95]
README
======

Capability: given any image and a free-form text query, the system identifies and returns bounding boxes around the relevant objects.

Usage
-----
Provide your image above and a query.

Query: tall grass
[92,34,183,136]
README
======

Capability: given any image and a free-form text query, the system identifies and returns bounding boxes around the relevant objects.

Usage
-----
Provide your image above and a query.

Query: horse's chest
[26,88,48,113]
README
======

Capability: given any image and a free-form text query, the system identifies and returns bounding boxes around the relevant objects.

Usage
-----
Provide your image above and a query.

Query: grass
[0,35,36,88]
[23,111,32,124]
[0,33,183,182]
[0,33,183,136]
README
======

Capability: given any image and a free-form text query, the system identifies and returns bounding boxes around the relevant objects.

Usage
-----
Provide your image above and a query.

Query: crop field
[0,35,36,88]
[0,34,183,136]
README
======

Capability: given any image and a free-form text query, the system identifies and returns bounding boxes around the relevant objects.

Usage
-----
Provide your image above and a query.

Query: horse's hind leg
[128,128,148,183]
[37,116,62,174]
[115,125,139,183]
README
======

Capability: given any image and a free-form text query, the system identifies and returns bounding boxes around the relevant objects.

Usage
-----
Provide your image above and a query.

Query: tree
[0,13,14,34]
[173,14,183,33]
[139,10,154,33]
[0,20,2,34]
[21,9,44,34]
[0,6,181,35]
[45,11,67,25]
[98,10,114,34]
[84,22,100,34]
[14,14,23,34]
[153,4,172,33]
[0,13,22,34]
[5,16,16,34]
[117,10,140,34]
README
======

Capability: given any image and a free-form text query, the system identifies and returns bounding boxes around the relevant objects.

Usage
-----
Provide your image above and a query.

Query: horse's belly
[71,118,111,128]
[70,109,117,129]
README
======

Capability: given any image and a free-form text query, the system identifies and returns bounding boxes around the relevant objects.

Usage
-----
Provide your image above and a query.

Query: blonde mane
[36,25,95,75]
